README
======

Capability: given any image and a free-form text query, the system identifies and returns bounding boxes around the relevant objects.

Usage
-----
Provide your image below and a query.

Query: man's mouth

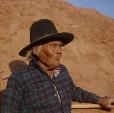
[55,57,61,60]
[55,58,60,61]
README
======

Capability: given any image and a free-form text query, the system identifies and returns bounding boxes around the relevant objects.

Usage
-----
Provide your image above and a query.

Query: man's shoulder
[59,64,69,75]
[60,64,68,70]
[10,65,37,79]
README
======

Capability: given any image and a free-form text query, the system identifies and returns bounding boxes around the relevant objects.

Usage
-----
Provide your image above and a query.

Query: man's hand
[98,96,114,109]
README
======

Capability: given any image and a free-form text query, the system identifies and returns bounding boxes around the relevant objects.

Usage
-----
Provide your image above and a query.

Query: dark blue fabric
[1,59,100,113]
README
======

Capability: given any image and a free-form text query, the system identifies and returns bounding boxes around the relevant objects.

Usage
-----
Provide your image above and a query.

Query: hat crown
[19,19,74,57]
[30,19,58,42]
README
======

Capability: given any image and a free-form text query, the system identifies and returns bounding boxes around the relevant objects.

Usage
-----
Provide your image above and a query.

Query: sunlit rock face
[0,1,114,113]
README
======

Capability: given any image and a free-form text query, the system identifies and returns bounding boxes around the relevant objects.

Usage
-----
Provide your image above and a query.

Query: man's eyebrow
[48,42,63,46]
[49,43,58,45]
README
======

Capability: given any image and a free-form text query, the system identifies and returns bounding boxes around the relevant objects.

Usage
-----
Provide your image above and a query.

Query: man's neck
[37,61,55,77]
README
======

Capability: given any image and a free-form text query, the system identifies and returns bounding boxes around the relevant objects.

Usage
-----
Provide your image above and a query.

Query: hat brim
[19,32,74,57]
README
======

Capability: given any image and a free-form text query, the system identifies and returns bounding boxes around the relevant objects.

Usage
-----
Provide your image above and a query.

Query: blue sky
[67,0,114,19]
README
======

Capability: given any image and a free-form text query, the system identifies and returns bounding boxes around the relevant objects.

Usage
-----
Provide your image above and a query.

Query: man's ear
[32,47,37,55]
[32,46,42,56]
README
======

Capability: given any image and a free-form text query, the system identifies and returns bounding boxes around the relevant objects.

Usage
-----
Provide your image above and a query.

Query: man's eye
[60,44,63,47]
[50,44,56,47]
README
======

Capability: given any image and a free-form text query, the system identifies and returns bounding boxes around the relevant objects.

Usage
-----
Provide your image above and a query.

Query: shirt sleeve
[71,83,100,104]
[61,64,100,104]
[1,72,22,113]
[64,70,100,104]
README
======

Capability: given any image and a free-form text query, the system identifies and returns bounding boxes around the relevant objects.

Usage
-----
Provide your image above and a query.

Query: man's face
[34,41,62,69]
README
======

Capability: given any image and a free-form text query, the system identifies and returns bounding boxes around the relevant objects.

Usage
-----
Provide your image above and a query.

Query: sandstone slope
[0,0,114,113]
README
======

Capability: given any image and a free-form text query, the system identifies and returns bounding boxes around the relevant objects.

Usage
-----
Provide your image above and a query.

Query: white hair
[24,45,42,60]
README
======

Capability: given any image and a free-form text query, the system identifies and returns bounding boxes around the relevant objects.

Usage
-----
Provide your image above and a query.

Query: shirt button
[54,94,57,96]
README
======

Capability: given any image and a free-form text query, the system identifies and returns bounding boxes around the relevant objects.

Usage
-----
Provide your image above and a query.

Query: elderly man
[2,19,114,113]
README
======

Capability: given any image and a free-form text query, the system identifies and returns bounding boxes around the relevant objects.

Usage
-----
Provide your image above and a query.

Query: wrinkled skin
[98,96,114,109]
[32,41,62,75]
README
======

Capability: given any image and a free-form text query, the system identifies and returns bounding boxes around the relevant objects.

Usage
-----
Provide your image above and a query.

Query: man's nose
[56,46,62,55]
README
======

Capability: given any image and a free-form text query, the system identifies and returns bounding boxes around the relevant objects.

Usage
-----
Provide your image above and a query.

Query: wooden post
[71,103,101,109]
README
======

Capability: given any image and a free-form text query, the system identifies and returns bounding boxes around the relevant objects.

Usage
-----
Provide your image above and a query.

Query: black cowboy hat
[19,19,74,57]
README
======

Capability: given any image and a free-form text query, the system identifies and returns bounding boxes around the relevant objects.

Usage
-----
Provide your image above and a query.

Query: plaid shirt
[1,59,100,113]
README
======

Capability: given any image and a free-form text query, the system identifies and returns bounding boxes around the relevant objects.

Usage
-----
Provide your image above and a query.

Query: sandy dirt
[0,0,114,113]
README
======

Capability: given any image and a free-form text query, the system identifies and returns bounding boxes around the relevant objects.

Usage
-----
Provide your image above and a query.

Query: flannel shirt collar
[29,56,61,78]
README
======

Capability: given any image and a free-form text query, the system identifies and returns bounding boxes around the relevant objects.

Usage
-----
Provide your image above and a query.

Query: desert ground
[0,0,114,113]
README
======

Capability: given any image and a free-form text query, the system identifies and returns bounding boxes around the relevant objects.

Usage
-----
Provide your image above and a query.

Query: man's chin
[48,63,60,70]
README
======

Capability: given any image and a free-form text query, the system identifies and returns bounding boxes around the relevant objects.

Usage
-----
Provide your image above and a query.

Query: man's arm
[1,72,21,113]
[70,77,114,109]
[71,83,100,104]
[62,65,114,109]
[97,96,114,109]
